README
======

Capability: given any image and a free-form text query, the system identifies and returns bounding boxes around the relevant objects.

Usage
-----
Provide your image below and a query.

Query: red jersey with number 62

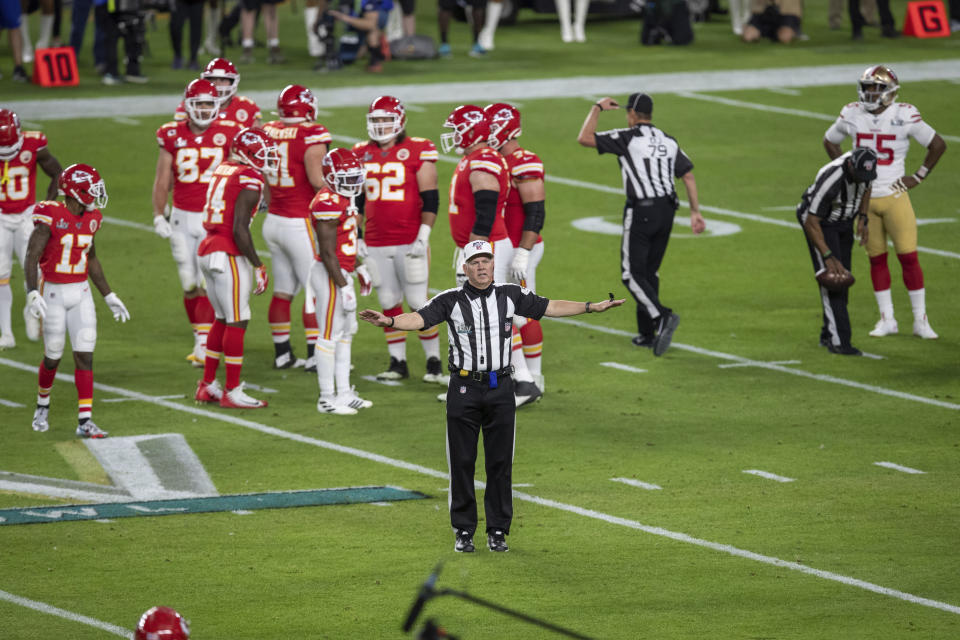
[309,187,358,273]
[503,146,544,247]
[156,120,239,213]
[198,161,265,257]
[262,120,332,218]
[353,136,438,247]
[0,132,48,215]
[448,146,509,248]
[32,200,103,284]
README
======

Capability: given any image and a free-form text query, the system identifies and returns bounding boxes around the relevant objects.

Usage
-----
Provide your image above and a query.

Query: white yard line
[0,398,26,407]
[719,360,800,369]
[600,362,647,374]
[874,461,926,475]
[0,589,131,638]
[2,355,959,617]
[743,469,796,483]
[102,394,185,403]
[611,477,662,490]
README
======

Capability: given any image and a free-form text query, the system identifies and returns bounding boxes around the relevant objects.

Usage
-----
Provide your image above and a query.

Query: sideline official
[359,240,623,553]
[577,92,705,357]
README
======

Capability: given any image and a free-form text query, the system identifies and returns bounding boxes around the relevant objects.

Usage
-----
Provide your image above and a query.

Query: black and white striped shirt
[417,282,550,372]
[595,123,694,201]
[796,152,870,226]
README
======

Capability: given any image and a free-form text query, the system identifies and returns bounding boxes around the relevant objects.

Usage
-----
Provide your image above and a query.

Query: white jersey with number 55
[824,102,937,198]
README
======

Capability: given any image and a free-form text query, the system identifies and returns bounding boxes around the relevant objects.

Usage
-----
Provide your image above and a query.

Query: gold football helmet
[858,65,899,112]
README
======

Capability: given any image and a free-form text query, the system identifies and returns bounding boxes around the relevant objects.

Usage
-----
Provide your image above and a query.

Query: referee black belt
[455,366,513,385]
[628,195,674,207]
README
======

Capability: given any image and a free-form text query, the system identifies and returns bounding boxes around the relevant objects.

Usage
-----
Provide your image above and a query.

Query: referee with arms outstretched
[578,92,706,356]
[360,240,623,553]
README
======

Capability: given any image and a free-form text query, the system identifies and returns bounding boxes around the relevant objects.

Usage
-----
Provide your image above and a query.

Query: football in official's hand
[816,269,855,291]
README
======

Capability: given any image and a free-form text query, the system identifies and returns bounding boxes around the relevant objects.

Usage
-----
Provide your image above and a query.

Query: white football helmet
[858,65,899,112]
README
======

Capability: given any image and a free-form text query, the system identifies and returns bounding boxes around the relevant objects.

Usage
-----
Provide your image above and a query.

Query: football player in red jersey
[195,127,278,409]
[0,108,62,349]
[173,58,262,128]
[153,79,239,367]
[135,606,190,640]
[441,105,541,406]
[24,164,131,439]
[308,148,371,415]
[353,95,445,385]
[261,84,332,372]
[485,102,547,392]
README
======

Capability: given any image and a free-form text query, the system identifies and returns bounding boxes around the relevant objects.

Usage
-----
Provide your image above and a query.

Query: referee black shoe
[487,529,508,552]
[632,335,654,348]
[652,312,680,357]
[377,357,409,380]
[454,529,475,553]
[827,343,862,356]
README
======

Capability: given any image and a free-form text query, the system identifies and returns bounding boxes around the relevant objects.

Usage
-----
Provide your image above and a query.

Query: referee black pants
[445,375,516,536]
[805,220,855,348]
[621,198,676,339]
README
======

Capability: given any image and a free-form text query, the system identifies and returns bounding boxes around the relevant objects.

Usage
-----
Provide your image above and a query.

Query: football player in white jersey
[823,65,946,340]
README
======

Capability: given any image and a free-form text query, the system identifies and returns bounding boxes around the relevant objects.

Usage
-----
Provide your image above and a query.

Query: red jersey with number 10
[0,132,48,215]
[309,187,358,273]
[503,146,544,246]
[448,146,509,248]
[156,120,239,213]
[32,200,103,284]
[262,120,332,218]
[198,161,265,257]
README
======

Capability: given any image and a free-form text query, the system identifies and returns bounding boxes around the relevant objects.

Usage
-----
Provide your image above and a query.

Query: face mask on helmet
[322,150,366,198]
[234,129,281,175]
[0,110,23,161]
[185,96,219,127]
[857,66,899,112]
[366,96,406,143]
[440,107,488,155]
[59,164,108,211]
[331,166,366,197]
[484,103,521,150]
[202,59,240,102]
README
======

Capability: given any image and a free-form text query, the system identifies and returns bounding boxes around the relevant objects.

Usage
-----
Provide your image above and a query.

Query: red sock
[896,251,924,290]
[75,368,93,421]
[268,297,292,344]
[223,325,246,390]
[194,295,215,325]
[204,320,226,384]
[183,295,199,325]
[520,318,543,347]
[37,362,58,406]
[869,253,891,291]
[383,305,404,339]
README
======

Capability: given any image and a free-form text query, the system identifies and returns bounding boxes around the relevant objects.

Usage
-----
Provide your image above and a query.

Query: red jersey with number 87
[156,120,239,213]
[352,136,438,247]
[32,200,103,284]
[198,161,265,257]
[448,146,509,248]
[0,132,48,215]
[262,120,332,218]
[309,187,358,273]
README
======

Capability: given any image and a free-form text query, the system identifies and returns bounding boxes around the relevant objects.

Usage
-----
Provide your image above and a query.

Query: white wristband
[416,223,432,243]
[914,165,929,180]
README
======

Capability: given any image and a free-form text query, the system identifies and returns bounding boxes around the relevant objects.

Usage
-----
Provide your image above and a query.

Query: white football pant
[168,208,207,291]
[262,213,318,314]
[200,252,253,323]
[42,282,97,359]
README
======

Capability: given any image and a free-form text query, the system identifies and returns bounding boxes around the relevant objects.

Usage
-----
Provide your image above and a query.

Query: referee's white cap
[463,240,494,262]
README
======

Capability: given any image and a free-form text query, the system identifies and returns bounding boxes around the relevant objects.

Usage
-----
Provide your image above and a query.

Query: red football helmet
[0,109,23,161]
[321,148,366,197]
[134,606,190,640]
[277,84,318,121]
[441,105,490,155]
[366,95,406,143]
[201,57,240,101]
[183,78,220,127]
[232,127,280,174]
[484,102,521,149]
[58,163,107,211]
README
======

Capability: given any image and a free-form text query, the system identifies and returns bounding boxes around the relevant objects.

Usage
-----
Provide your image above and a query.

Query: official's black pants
[620,197,676,339]
[170,0,204,63]
[805,220,855,348]
[445,374,515,536]
[96,7,142,77]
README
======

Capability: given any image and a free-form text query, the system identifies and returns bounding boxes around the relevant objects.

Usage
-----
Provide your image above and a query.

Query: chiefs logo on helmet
[135,606,190,640]
[483,102,521,150]
[58,163,108,211]
[232,127,280,174]
[277,84,318,121]
[441,105,490,155]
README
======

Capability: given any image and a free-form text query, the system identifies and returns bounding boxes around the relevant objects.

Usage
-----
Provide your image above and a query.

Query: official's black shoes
[377,357,409,380]
[487,529,508,552]
[454,529,475,553]
[652,312,680,357]
[827,343,862,356]
[632,335,654,348]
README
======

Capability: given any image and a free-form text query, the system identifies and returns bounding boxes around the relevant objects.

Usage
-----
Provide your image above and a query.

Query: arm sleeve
[594,129,630,156]
[472,190,499,237]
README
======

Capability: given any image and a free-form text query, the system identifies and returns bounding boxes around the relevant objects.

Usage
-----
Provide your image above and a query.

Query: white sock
[267,37,280,48]
[315,339,336,399]
[304,7,323,56]
[20,23,33,54]
[0,283,12,336]
[510,331,533,382]
[573,0,589,30]
[387,336,406,362]
[335,337,352,396]
[242,38,255,48]
[418,331,441,361]
[37,15,54,49]
[907,289,926,320]
[873,288,894,320]
[555,0,572,35]
[481,2,502,39]
[206,7,221,44]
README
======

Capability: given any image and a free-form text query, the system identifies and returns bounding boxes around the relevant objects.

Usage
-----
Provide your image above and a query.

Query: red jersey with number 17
[32,200,103,284]
[503,146,544,247]
[262,120,332,218]
[156,120,239,213]
[198,161,265,257]
[448,146,509,248]
[0,132,48,215]
[352,136,438,247]
[309,187,358,273]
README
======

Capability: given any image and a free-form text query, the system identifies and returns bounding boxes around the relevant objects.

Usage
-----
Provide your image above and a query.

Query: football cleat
[336,387,373,410]
[32,405,50,432]
[23,305,40,341]
[454,529,475,553]
[468,43,487,58]
[195,379,224,403]
[303,354,317,373]
[0,333,14,349]
[437,43,452,58]
[868,316,898,337]
[487,529,508,552]
[515,380,542,408]
[76,420,108,438]
[652,312,680,357]
[274,350,306,369]
[423,357,449,385]
[377,357,409,380]
[437,392,447,402]
[913,315,938,339]
[219,382,267,409]
[316,395,357,415]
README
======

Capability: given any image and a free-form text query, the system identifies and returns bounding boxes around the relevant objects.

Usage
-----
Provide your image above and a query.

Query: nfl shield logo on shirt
[459,386,466,394]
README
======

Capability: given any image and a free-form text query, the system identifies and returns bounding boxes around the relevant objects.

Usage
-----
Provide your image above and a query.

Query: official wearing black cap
[797,147,877,355]
[359,240,624,553]
[577,92,706,356]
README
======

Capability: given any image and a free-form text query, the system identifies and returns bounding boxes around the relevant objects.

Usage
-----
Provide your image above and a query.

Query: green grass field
[2,2,960,638]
